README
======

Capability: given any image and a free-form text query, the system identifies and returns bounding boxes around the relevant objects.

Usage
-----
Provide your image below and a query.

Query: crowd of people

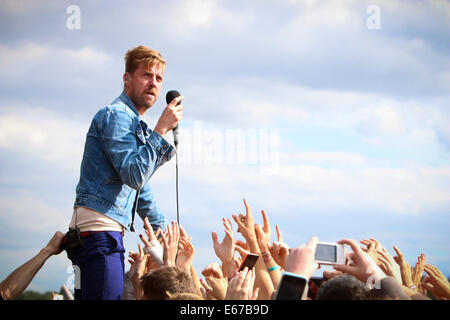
[2,198,448,301]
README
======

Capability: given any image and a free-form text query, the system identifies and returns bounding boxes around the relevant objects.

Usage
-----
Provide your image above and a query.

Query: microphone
[166,90,181,148]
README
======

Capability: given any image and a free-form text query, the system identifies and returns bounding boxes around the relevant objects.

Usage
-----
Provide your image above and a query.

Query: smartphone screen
[238,253,259,271]
[315,243,337,263]
[275,274,307,300]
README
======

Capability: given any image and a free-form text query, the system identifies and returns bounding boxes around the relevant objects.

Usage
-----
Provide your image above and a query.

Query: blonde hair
[124,45,166,74]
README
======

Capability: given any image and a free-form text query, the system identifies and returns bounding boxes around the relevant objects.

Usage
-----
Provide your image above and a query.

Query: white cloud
[0,106,85,171]
[0,42,113,86]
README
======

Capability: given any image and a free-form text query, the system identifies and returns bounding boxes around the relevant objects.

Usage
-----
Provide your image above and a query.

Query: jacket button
[163,145,167,149]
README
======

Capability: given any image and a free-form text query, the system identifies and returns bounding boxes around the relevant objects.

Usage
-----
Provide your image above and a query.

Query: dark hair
[141,266,197,300]
[315,275,371,300]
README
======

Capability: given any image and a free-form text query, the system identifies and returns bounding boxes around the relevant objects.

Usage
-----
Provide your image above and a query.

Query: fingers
[337,239,362,256]
[235,244,249,259]
[261,209,270,233]
[200,278,213,292]
[179,225,188,239]
[168,95,184,113]
[224,228,234,241]
[235,240,248,250]
[306,236,319,251]
[211,232,220,250]
[376,249,391,264]
[234,256,243,268]
[424,264,442,280]
[243,198,253,219]
[223,218,233,232]
[323,270,343,280]
[139,233,152,248]
[275,224,283,242]
[202,263,223,278]
[332,264,354,275]
[232,214,244,230]
[251,287,260,300]
[254,224,263,241]
[420,282,434,292]
[143,217,157,241]
[393,245,404,259]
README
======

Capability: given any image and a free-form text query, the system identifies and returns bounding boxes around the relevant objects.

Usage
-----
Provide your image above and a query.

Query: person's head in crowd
[315,275,371,300]
[140,266,197,300]
[167,292,204,300]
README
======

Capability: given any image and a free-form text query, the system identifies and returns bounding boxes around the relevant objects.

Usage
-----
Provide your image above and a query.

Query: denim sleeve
[137,181,167,233]
[99,108,175,190]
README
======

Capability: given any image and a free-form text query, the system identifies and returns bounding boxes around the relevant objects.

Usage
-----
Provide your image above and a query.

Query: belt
[79,230,125,237]
[80,231,103,237]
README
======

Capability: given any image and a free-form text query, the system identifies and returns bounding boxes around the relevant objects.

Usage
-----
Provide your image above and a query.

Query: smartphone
[314,241,346,265]
[275,273,308,300]
[238,253,259,271]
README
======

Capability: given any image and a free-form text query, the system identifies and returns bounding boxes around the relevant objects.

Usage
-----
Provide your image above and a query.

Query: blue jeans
[66,231,125,300]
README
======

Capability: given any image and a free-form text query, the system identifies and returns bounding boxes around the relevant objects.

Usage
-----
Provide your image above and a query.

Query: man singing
[64,45,183,300]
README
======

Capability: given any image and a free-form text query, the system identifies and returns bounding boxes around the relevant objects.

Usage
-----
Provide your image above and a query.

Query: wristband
[263,255,273,263]
[268,266,281,272]
[143,240,164,266]
[261,250,270,257]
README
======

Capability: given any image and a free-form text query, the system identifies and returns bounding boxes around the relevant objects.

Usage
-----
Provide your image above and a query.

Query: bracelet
[268,266,280,272]
[261,250,270,257]
[263,255,273,263]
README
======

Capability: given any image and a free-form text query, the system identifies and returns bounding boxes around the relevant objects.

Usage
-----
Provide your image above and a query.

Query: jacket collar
[119,91,151,135]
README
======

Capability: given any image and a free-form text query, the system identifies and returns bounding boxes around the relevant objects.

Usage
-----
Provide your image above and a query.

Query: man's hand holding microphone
[154,90,183,145]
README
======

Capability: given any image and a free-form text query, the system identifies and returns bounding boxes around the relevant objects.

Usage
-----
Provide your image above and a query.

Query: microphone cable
[175,142,180,226]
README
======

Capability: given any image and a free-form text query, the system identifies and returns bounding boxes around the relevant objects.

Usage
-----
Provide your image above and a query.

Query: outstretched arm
[0,231,64,300]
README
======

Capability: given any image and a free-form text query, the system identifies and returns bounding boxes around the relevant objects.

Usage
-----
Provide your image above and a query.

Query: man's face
[125,61,165,112]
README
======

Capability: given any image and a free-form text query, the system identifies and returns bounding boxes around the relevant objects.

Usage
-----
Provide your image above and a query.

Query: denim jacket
[74,91,175,232]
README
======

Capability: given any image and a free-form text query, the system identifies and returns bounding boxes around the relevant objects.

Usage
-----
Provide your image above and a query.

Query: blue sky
[0,0,449,293]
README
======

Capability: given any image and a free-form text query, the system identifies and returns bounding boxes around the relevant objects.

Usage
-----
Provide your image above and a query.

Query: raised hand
[176,236,195,272]
[392,245,414,288]
[232,198,257,245]
[139,217,163,266]
[255,224,271,254]
[212,218,238,279]
[212,218,235,263]
[269,224,289,270]
[360,238,384,266]
[285,236,319,280]
[412,253,426,287]
[260,209,271,244]
[376,247,402,284]
[128,243,149,300]
[333,238,386,285]
[421,263,450,299]
[160,221,180,267]
[225,267,259,300]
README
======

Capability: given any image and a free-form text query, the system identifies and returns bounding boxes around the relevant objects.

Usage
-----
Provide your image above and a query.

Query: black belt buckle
[63,227,84,251]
